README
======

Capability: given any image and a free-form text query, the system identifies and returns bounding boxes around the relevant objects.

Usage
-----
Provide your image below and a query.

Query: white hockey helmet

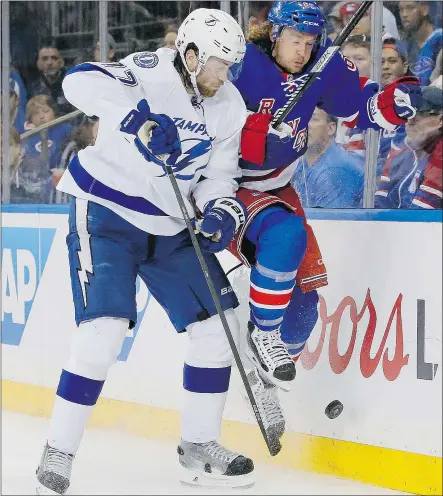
[176,8,246,70]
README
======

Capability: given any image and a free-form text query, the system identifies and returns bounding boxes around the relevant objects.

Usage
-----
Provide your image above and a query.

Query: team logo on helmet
[205,14,220,26]
[133,52,159,69]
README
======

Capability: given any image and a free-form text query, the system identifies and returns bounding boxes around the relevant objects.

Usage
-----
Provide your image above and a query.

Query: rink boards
[2,205,442,495]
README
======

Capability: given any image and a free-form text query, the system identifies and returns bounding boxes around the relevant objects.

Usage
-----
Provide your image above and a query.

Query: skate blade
[244,350,293,392]
[36,481,66,495]
[179,464,255,489]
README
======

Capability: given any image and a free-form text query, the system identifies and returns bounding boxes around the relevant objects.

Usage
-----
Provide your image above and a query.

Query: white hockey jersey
[57,48,247,235]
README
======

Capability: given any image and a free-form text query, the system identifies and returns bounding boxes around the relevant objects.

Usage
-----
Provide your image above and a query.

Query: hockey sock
[245,207,307,332]
[48,371,104,454]
[47,317,128,454]
[281,287,319,361]
[181,310,239,443]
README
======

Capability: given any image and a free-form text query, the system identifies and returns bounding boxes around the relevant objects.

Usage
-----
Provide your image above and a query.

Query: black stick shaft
[166,165,280,456]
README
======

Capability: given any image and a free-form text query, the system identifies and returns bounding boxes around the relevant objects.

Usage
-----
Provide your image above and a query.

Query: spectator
[337,35,371,149]
[163,28,178,50]
[51,115,99,204]
[327,3,343,41]
[342,34,371,78]
[8,126,24,177]
[29,40,75,116]
[9,69,27,133]
[430,49,442,89]
[378,38,411,164]
[375,86,442,209]
[399,0,443,86]
[247,1,272,34]
[57,115,98,179]
[338,1,400,40]
[9,125,51,204]
[291,108,364,208]
[92,33,117,62]
[339,38,412,174]
[382,38,411,87]
[22,95,73,172]
[9,79,21,133]
[25,95,57,130]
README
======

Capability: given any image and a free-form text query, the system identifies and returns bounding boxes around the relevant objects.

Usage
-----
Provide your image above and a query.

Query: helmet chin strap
[184,58,203,98]
[190,71,202,98]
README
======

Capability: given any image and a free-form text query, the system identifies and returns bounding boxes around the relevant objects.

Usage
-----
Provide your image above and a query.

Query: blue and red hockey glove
[240,112,292,166]
[369,76,423,130]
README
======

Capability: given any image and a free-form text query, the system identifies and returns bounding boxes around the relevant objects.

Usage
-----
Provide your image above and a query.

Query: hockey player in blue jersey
[35,9,256,494]
[227,1,423,439]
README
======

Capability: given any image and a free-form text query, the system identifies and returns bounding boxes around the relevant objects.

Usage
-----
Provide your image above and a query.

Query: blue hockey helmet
[267,1,326,39]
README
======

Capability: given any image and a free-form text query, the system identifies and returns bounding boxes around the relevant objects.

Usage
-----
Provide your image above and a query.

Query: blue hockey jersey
[407,29,443,86]
[234,39,382,192]
[22,122,72,170]
[291,142,364,208]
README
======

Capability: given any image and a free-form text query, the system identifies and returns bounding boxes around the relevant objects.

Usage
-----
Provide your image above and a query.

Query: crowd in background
[5,0,443,209]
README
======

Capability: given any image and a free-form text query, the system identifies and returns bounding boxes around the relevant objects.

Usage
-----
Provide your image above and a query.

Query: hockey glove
[196,198,247,253]
[120,99,181,166]
[369,76,422,130]
[241,112,292,166]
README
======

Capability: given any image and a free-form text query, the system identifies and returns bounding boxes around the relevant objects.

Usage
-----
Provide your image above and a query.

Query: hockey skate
[245,368,286,450]
[178,439,255,488]
[36,443,74,495]
[245,321,295,391]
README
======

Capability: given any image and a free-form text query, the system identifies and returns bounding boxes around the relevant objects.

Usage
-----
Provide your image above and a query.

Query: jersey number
[117,70,137,87]
[101,62,138,87]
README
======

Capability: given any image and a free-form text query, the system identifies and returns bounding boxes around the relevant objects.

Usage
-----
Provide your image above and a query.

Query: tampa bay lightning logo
[133,52,159,68]
[35,139,53,152]
[157,138,213,180]
[205,14,220,26]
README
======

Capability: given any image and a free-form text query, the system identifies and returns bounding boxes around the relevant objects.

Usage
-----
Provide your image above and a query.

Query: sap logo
[1,227,56,346]
[173,117,209,136]
[117,277,151,361]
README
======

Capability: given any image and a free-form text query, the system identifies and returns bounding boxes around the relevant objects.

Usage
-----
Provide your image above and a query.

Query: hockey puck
[325,400,343,419]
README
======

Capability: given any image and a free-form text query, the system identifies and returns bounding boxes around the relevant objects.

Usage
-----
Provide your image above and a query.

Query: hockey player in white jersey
[36,9,255,494]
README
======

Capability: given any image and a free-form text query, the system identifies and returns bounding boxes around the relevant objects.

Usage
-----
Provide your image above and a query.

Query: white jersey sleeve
[57,49,248,235]
[191,84,247,212]
[62,61,143,131]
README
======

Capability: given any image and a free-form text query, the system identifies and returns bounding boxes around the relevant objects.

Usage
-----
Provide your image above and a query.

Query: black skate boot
[178,439,254,488]
[36,442,74,495]
[245,321,296,391]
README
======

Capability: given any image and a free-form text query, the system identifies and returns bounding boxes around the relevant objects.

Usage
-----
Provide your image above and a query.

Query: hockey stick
[146,142,281,456]
[271,0,373,129]
[167,166,281,457]
[225,262,243,277]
